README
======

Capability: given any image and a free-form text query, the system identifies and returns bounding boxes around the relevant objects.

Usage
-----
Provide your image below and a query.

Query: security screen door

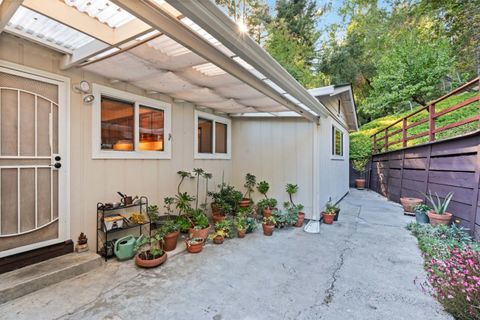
[0,65,68,257]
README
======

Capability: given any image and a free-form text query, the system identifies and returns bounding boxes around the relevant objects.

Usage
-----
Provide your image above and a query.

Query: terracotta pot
[294,212,305,227]
[322,212,335,224]
[263,207,272,217]
[355,179,365,190]
[186,239,204,253]
[135,251,167,268]
[188,225,211,240]
[262,224,274,236]
[237,230,246,238]
[400,197,423,214]
[163,230,180,251]
[427,211,452,226]
[213,235,224,244]
[239,198,251,208]
[212,214,226,224]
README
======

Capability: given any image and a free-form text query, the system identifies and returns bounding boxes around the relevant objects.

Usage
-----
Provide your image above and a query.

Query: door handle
[51,163,61,169]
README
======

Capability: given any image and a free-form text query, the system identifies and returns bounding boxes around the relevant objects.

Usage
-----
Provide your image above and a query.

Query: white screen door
[0,63,69,257]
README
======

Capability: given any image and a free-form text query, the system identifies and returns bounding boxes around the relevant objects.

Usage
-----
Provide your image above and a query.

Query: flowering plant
[427,246,480,319]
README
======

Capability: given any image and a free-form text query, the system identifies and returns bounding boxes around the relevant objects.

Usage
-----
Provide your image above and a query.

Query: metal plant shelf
[96,196,150,261]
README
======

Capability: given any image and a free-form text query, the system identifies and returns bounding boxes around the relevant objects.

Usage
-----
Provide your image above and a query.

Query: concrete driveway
[0,189,451,320]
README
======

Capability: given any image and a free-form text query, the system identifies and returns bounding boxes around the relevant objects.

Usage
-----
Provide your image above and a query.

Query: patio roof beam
[165,0,329,118]
[0,0,23,33]
[110,0,319,123]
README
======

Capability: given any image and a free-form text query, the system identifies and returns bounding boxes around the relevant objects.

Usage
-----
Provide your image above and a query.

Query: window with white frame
[92,84,171,159]
[332,125,344,158]
[195,110,231,159]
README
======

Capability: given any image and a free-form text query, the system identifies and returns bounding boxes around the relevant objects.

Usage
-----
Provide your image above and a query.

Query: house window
[332,125,344,158]
[92,84,171,159]
[195,110,231,159]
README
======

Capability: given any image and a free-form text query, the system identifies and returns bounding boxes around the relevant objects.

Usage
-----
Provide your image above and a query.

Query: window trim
[92,84,172,159]
[194,110,231,160]
[331,124,345,160]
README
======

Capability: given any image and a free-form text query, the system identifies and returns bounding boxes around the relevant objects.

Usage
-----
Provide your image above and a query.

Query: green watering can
[114,234,144,261]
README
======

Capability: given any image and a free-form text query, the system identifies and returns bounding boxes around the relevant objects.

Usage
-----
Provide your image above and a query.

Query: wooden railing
[371,77,480,154]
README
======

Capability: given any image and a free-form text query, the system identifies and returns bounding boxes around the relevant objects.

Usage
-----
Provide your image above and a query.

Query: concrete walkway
[0,189,451,320]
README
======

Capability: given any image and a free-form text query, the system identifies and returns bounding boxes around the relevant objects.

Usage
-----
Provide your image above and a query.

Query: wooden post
[373,134,377,154]
[402,118,407,148]
[384,128,389,152]
[429,103,436,142]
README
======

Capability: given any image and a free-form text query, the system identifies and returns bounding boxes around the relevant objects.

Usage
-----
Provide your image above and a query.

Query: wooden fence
[371,77,479,154]
[370,131,480,239]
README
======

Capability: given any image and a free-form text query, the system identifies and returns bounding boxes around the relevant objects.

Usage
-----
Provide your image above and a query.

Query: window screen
[139,106,164,151]
[332,126,343,157]
[215,122,227,154]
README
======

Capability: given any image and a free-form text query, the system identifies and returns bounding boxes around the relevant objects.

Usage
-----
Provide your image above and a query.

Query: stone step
[0,251,102,305]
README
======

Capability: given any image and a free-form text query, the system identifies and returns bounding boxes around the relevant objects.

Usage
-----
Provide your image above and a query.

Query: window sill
[194,153,231,160]
[92,150,172,160]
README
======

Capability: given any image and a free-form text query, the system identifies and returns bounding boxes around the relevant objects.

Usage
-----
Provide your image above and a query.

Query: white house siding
[232,114,350,220]
[231,117,315,216]
[0,34,232,243]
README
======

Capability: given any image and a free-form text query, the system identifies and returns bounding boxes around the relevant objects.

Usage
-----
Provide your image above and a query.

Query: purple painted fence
[369,130,480,239]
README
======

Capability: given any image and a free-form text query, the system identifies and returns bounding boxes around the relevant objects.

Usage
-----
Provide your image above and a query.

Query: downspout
[312,122,321,221]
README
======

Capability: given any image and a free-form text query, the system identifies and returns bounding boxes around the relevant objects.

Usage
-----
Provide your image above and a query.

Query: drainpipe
[312,122,321,221]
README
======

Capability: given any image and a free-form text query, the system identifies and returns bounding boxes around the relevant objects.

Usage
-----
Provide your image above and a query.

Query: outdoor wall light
[73,80,91,94]
[83,94,95,104]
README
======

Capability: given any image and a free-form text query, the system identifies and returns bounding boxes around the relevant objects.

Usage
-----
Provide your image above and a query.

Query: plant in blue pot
[414,204,430,224]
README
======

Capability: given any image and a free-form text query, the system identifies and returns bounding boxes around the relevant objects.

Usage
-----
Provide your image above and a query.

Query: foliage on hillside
[350,91,479,160]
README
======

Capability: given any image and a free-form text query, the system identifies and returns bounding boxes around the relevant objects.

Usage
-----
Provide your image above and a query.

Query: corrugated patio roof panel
[7,6,95,51]
[63,0,136,28]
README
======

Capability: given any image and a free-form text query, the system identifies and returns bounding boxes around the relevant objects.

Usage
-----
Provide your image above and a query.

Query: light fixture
[83,94,95,104]
[73,80,91,94]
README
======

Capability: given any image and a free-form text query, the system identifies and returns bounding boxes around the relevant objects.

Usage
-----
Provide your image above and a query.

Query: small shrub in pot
[413,204,430,224]
[424,191,454,225]
[240,173,256,208]
[262,216,276,236]
[134,233,167,268]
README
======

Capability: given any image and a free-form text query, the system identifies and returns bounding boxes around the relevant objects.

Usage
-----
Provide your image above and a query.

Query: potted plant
[240,173,256,208]
[262,216,276,236]
[274,206,298,228]
[413,203,430,224]
[158,197,180,251]
[326,200,341,222]
[234,215,247,238]
[147,204,160,227]
[188,209,211,239]
[185,237,204,253]
[257,181,277,217]
[285,183,305,227]
[322,206,336,224]
[424,191,454,225]
[209,183,243,222]
[134,232,167,268]
[400,197,423,215]
[352,158,369,190]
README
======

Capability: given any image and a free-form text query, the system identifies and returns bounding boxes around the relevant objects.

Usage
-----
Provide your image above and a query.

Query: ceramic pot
[188,225,211,240]
[263,207,272,217]
[239,198,251,208]
[295,212,305,227]
[355,179,365,190]
[213,235,224,244]
[186,239,204,253]
[322,212,335,224]
[163,231,180,251]
[262,224,274,236]
[427,211,452,226]
[415,211,429,224]
[333,208,340,222]
[135,251,167,268]
[212,214,226,224]
[400,197,423,214]
[237,230,246,238]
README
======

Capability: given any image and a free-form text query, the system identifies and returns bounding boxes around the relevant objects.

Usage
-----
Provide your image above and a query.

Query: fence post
[373,134,377,154]
[384,128,389,152]
[402,118,407,148]
[429,103,436,142]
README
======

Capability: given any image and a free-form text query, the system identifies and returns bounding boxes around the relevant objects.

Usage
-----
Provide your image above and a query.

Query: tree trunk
[411,96,426,106]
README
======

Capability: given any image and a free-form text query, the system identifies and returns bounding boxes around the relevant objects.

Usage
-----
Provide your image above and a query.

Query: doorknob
[54,163,62,169]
